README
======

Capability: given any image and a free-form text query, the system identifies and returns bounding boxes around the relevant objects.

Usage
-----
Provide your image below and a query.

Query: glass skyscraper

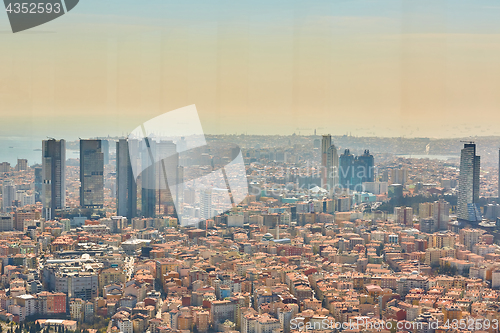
[42,139,66,220]
[116,139,137,220]
[457,143,481,222]
[80,139,104,209]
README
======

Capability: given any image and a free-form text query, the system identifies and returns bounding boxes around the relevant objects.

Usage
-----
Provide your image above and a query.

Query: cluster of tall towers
[42,139,108,219]
[338,149,374,190]
[41,138,181,221]
[320,135,374,192]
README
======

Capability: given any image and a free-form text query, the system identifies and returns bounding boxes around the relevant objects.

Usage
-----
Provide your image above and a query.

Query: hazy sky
[1,0,500,140]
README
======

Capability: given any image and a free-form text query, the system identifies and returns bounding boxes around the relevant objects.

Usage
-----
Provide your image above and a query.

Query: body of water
[395,154,459,160]
[0,138,79,166]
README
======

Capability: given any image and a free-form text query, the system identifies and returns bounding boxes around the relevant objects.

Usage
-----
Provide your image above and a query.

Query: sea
[395,154,459,160]
[0,138,79,166]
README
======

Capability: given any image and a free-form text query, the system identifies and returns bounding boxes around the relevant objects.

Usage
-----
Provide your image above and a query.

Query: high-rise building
[394,206,413,226]
[433,199,450,230]
[358,150,375,183]
[420,217,436,233]
[42,139,66,219]
[200,189,212,221]
[339,149,374,191]
[80,140,104,209]
[339,149,354,189]
[101,140,109,165]
[141,139,156,218]
[156,141,178,210]
[116,139,137,220]
[34,166,42,203]
[321,135,332,186]
[15,159,28,171]
[0,162,11,173]
[457,143,481,222]
[326,145,339,192]
[391,168,408,185]
[0,214,13,231]
[2,180,15,212]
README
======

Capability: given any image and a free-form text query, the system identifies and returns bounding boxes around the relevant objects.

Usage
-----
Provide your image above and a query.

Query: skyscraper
[457,143,481,222]
[116,139,137,220]
[34,166,42,203]
[141,139,156,218]
[321,135,332,187]
[200,188,213,220]
[326,145,339,192]
[358,150,375,183]
[339,149,354,189]
[101,140,110,165]
[42,139,66,219]
[156,141,178,209]
[80,140,104,209]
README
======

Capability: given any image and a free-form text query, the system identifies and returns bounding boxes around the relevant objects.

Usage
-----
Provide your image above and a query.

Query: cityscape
[3,0,500,333]
[0,132,500,333]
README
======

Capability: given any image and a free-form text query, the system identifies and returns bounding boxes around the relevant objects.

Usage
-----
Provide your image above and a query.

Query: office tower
[42,139,66,220]
[34,167,42,202]
[141,139,156,218]
[358,150,375,183]
[321,135,332,186]
[339,149,354,189]
[116,139,137,220]
[326,144,339,192]
[80,140,104,209]
[336,149,375,191]
[15,159,28,171]
[200,188,212,220]
[2,180,15,212]
[101,140,110,165]
[457,143,481,222]
[156,141,178,207]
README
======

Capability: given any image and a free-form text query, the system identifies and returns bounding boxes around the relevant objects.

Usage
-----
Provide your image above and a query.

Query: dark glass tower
[457,143,481,222]
[34,166,42,203]
[80,140,104,209]
[357,150,375,183]
[141,139,156,218]
[42,139,66,219]
[116,139,137,220]
[339,149,354,189]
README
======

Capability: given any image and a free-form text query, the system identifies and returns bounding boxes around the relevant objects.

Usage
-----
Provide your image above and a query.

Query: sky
[1,0,500,141]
